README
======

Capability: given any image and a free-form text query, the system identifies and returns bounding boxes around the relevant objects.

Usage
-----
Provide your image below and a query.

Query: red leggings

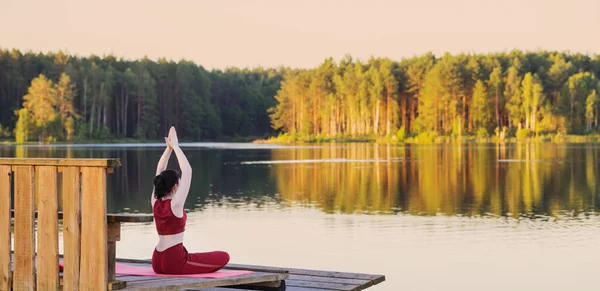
[152,243,230,274]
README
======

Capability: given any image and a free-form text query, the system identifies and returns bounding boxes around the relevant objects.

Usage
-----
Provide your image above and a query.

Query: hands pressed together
[165,126,179,149]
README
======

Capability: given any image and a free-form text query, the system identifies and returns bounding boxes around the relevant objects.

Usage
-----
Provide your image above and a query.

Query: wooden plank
[285,279,358,291]
[79,167,108,290]
[289,274,369,286]
[282,287,326,291]
[226,263,383,282]
[108,242,117,283]
[105,213,154,223]
[237,280,282,288]
[194,288,259,291]
[121,272,286,291]
[109,280,127,290]
[61,166,80,291]
[0,158,121,168]
[0,165,11,291]
[193,288,262,291]
[10,210,154,223]
[115,276,156,283]
[108,222,121,284]
[13,165,35,291]
[116,275,167,283]
[108,222,121,241]
[36,166,59,290]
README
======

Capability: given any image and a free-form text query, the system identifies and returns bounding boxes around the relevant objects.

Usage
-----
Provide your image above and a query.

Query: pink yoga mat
[59,261,253,278]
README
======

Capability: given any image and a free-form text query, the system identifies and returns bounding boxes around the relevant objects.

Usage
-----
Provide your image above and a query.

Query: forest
[269,52,600,142]
[0,48,283,142]
[2,48,600,143]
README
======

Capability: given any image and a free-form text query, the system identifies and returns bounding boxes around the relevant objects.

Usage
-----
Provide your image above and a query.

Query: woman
[151,126,230,274]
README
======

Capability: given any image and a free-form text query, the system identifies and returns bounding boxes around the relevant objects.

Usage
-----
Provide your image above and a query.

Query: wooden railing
[0,158,121,291]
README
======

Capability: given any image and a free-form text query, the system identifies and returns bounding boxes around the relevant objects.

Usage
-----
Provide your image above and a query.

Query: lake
[2,142,600,291]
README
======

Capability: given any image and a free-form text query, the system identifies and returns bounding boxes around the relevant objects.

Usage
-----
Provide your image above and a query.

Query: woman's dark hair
[154,169,181,199]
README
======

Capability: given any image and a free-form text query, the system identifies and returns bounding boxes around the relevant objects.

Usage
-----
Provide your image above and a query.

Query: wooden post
[13,166,35,291]
[0,165,11,291]
[62,167,81,291]
[107,222,121,283]
[79,167,108,291]
[36,166,59,290]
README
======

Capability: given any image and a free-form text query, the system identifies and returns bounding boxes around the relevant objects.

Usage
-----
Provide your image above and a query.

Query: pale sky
[1,0,600,70]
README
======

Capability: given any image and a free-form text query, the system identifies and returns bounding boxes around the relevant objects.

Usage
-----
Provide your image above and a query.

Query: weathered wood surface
[80,167,108,290]
[4,158,129,291]
[226,263,384,284]
[0,158,121,167]
[114,258,384,291]
[61,166,81,291]
[10,209,154,223]
[36,166,60,290]
[13,254,382,291]
[108,222,121,283]
[0,165,11,291]
[13,165,36,291]
[121,272,286,291]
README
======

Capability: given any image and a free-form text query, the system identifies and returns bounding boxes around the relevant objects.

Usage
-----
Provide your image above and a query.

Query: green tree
[585,89,599,131]
[505,59,523,129]
[487,67,504,128]
[471,80,490,130]
[564,72,597,133]
[19,74,59,141]
[14,108,33,143]
[520,73,546,131]
[55,72,79,140]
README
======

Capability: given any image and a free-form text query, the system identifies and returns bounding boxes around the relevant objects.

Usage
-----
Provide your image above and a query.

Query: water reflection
[1,143,599,220]
[270,143,600,219]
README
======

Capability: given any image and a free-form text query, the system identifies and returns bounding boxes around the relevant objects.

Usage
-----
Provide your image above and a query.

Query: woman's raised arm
[152,143,172,206]
[167,127,192,218]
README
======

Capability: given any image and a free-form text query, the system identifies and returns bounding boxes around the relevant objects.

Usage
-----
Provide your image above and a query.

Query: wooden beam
[61,166,81,291]
[121,272,285,291]
[79,167,108,290]
[288,274,369,286]
[0,165,11,291]
[0,158,121,168]
[10,210,154,223]
[36,166,59,290]
[284,279,357,291]
[13,166,35,291]
[108,222,121,284]
[225,263,383,282]
[108,222,121,242]
[106,213,154,223]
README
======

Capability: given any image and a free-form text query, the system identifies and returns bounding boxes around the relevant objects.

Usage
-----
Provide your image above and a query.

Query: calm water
[3,142,600,291]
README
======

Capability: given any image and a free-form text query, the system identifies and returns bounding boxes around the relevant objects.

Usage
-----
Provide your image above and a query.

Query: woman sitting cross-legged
[151,126,230,274]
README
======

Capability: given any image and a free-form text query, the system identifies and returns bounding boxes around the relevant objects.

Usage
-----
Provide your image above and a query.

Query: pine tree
[471,80,490,130]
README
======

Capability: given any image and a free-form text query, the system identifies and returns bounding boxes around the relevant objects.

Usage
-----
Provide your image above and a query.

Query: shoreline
[3,134,600,146]
[0,136,263,146]
[252,134,600,145]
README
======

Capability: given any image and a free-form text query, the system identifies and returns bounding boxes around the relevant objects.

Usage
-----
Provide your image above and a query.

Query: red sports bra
[153,199,187,235]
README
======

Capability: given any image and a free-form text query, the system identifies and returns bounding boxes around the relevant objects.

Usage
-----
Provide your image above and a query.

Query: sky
[1,0,600,70]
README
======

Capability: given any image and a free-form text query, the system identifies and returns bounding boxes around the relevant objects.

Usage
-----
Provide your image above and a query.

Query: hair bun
[154,175,166,189]
[153,169,180,200]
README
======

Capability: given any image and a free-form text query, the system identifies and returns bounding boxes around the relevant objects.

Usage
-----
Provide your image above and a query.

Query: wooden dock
[1,158,386,291]
[10,255,385,291]
[113,258,385,291]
